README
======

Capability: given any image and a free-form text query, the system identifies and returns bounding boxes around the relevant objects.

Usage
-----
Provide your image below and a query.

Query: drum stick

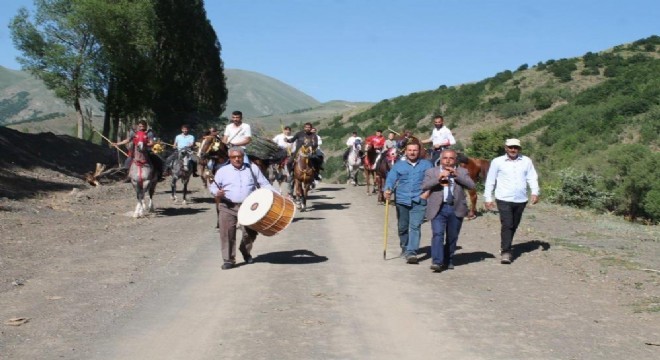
[93,129,128,157]
[387,128,400,136]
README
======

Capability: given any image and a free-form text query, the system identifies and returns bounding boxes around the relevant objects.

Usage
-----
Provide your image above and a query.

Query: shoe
[158,176,166,182]
[405,255,419,264]
[245,256,254,264]
[221,262,233,270]
[192,172,199,177]
[445,263,455,270]
[501,252,512,264]
[430,263,443,272]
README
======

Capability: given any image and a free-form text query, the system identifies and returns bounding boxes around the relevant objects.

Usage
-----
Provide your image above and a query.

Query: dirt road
[1,180,658,359]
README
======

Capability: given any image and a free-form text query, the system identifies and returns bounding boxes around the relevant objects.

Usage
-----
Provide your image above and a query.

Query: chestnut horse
[197,135,229,188]
[374,147,398,204]
[363,143,379,195]
[457,154,490,220]
[292,141,316,211]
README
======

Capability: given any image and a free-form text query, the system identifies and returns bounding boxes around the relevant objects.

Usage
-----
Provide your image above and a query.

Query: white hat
[505,138,521,147]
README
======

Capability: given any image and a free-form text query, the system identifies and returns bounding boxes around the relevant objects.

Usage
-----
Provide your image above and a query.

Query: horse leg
[467,189,478,220]
[147,179,156,213]
[171,177,177,202]
[134,184,144,218]
[182,178,189,205]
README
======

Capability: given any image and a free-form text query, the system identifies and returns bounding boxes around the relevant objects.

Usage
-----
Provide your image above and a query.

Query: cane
[383,196,390,259]
[93,129,128,157]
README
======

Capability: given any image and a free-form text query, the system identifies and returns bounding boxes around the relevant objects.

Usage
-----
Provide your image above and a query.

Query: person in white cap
[483,138,539,264]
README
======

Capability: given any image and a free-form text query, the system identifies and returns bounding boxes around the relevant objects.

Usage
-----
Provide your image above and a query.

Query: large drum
[237,188,296,236]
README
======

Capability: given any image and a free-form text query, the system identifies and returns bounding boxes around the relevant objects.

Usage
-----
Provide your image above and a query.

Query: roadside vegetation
[320,36,659,223]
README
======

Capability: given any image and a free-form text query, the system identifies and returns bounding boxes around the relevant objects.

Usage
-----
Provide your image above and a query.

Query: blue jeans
[430,204,464,265]
[395,200,426,256]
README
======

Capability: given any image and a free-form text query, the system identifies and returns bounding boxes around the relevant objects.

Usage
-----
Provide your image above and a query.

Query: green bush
[548,168,612,210]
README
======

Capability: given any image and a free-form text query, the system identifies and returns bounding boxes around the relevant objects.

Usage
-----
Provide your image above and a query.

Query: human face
[388,133,395,140]
[181,126,189,135]
[376,131,382,137]
[210,128,218,134]
[434,117,444,129]
[405,143,420,162]
[505,145,521,159]
[440,151,457,168]
[284,128,291,135]
[228,150,244,168]
[231,114,242,125]
[137,124,146,131]
[304,124,312,133]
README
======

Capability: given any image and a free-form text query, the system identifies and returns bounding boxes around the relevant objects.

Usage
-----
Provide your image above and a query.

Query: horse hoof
[467,214,477,220]
[182,200,187,206]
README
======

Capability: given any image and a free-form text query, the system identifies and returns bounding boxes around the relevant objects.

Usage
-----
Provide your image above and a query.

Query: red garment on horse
[133,130,149,146]
[366,135,385,149]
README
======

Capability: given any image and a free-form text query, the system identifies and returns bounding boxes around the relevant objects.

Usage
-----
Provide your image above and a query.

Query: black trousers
[496,200,528,253]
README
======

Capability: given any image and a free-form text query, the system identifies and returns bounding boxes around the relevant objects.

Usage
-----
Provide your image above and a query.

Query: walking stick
[383,197,390,259]
[93,129,128,157]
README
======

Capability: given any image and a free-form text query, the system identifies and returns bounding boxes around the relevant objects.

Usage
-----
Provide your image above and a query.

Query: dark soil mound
[0,127,116,199]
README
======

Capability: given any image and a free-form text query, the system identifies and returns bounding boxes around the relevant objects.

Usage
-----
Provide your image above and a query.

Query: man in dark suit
[422,149,475,272]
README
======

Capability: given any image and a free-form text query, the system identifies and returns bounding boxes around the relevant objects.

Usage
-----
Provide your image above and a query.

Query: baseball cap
[505,138,521,147]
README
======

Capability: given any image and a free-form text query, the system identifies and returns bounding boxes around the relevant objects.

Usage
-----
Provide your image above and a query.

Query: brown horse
[293,141,316,211]
[197,135,268,187]
[458,154,490,220]
[374,147,397,204]
[363,143,379,195]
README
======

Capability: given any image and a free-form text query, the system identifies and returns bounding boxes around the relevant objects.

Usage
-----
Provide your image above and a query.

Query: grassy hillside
[317,35,659,222]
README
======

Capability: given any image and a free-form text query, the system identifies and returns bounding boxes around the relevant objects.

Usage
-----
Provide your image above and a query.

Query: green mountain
[316,35,659,222]
[0,67,323,135]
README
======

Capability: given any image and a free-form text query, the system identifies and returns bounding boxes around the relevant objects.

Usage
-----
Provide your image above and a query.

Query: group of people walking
[113,112,539,272]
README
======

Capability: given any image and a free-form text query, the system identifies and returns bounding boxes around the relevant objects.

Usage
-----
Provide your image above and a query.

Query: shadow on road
[155,207,209,217]
[189,197,216,204]
[311,202,350,211]
[307,194,335,200]
[512,240,550,261]
[313,187,342,192]
[453,251,496,266]
[254,249,328,265]
[292,216,325,223]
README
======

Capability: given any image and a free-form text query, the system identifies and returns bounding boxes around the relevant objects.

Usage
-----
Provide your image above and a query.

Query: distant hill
[0,67,323,135]
[223,69,320,118]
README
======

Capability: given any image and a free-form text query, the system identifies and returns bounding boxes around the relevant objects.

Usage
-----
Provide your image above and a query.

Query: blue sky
[1,0,658,102]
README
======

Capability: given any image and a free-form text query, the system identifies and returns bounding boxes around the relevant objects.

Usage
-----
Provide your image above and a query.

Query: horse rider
[365,129,386,170]
[343,131,362,162]
[311,127,324,181]
[112,120,164,182]
[208,146,276,270]
[385,132,398,151]
[285,122,319,192]
[165,123,198,177]
[223,110,252,164]
[272,126,293,153]
[422,115,456,166]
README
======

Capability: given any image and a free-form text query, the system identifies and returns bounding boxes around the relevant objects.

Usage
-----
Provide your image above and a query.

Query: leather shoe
[501,252,512,264]
[221,262,233,270]
[430,264,443,272]
[245,256,254,264]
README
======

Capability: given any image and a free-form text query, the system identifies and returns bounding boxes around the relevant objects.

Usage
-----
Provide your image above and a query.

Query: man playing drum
[209,146,276,270]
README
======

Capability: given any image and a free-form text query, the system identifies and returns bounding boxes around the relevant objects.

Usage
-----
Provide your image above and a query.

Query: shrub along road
[1,180,658,359]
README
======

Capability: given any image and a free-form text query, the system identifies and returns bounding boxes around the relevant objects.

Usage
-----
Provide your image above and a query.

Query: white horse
[129,140,157,218]
[345,139,362,186]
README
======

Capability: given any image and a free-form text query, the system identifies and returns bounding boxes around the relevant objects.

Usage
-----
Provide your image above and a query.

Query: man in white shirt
[272,126,293,153]
[422,115,456,166]
[343,131,362,161]
[484,138,540,264]
[223,110,252,163]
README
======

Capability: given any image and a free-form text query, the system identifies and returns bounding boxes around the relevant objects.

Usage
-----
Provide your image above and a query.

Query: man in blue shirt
[166,124,198,177]
[484,138,540,264]
[209,146,275,269]
[384,141,433,264]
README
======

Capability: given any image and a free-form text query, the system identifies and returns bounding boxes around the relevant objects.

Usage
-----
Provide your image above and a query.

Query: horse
[363,143,379,195]
[170,147,196,205]
[345,139,363,186]
[457,153,490,220]
[197,135,229,188]
[268,155,290,192]
[292,140,316,211]
[129,139,158,218]
[374,147,398,204]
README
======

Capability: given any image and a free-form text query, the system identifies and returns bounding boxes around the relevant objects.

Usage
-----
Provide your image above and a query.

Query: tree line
[9,0,227,142]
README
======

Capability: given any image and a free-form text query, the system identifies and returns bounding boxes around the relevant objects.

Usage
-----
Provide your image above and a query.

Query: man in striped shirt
[484,138,540,264]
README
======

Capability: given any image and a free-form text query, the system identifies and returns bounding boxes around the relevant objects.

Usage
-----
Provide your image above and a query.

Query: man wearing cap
[484,139,540,264]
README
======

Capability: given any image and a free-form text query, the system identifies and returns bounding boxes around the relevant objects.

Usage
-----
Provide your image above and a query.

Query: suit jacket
[422,166,475,219]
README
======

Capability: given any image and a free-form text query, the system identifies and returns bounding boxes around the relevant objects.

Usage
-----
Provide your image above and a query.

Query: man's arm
[527,159,540,204]
[483,159,498,208]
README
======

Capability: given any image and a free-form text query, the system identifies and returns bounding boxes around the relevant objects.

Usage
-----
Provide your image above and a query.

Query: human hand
[531,195,539,205]
[384,190,392,200]
[484,201,495,211]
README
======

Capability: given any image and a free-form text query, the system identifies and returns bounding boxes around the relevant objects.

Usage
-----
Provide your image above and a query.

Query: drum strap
[247,164,261,189]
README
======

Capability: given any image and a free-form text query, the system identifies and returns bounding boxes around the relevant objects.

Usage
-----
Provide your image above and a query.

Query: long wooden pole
[383,198,390,259]
[93,129,128,157]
